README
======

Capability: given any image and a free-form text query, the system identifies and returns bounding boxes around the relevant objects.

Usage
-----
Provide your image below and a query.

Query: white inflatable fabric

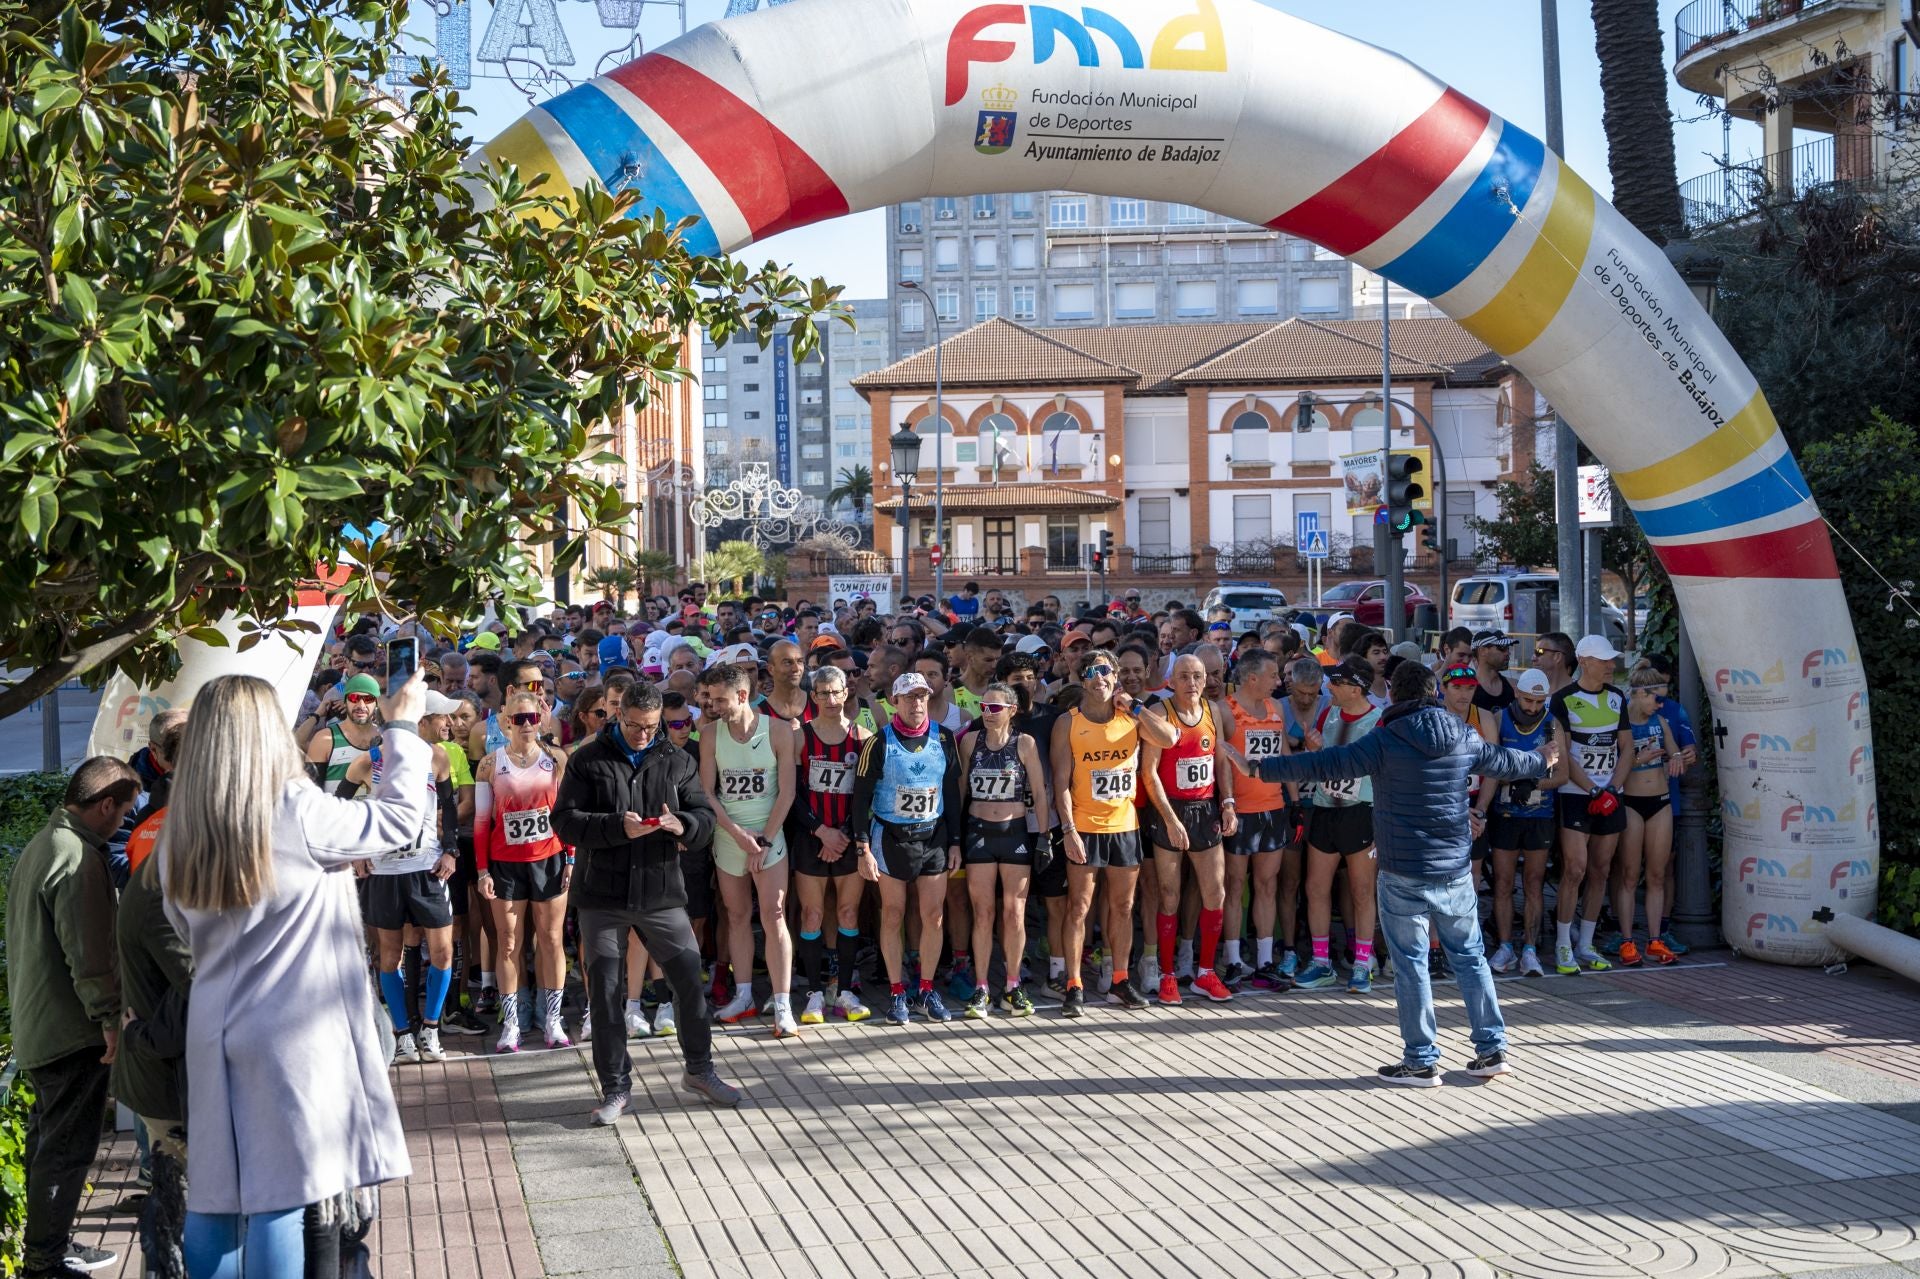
[481,0,1876,963]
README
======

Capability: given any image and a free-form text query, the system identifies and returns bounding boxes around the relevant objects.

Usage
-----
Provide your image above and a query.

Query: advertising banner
[1340,447,1432,517]
[827,575,895,615]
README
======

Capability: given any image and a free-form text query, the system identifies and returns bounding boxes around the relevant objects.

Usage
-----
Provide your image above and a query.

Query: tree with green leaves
[0,0,839,720]
[630,547,676,598]
[700,541,764,595]
[826,464,872,518]
[581,564,637,610]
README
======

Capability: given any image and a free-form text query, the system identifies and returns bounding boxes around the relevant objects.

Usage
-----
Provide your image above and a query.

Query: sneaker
[1554,943,1581,975]
[1157,974,1184,1005]
[578,1008,592,1042]
[64,1244,117,1272]
[1294,961,1338,989]
[393,1031,420,1064]
[772,1002,801,1038]
[1377,1062,1442,1088]
[1249,961,1292,992]
[920,989,953,1022]
[1279,950,1299,979]
[1045,972,1068,996]
[1646,938,1678,966]
[886,992,911,1026]
[445,1005,488,1036]
[476,986,499,1017]
[653,1002,678,1038]
[964,987,991,1020]
[543,1017,572,1049]
[1428,947,1452,980]
[1106,977,1148,1010]
[1574,946,1613,972]
[625,1007,649,1038]
[1061,986,1085,1018]
[1347,965,1372,995]
[714,989,756,1023]
[1216,959,1251,987]
[1597,929,1624,957]
[946,962,976,1004]
[801,991,827,1025]
[1488,942,1516,975]
[417,1026,446,1063]
[1519,946,1546,978]
[680,1066,741,1108]
[1191,972,1232,1003]
[709,971,730,1008]
[834,990,872,1022]
[1005,988,1035,1017]
[1172,949,1195,982]
[1617,939,1643,968]
[1140,954,1162,991]
[1466,1050,1512,1078]
[1657,930,1691,956]
[590,1090,630,1126]
[494,1020,521,1054]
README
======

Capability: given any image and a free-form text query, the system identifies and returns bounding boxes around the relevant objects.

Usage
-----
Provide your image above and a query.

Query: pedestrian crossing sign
[1303,530,1330,559]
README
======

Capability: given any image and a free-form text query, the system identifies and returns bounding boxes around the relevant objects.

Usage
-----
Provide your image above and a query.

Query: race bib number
[719,768,770,801]
[1242,730,1283,762]
[808,758,853,795]
[1576,739,1617,779]
[1089,767,1135,802]
[1322,777,1362,803]
[1175,755,1214,791]
[895,786,938,817]
[503,808,551,845]
[970,768,1019,802]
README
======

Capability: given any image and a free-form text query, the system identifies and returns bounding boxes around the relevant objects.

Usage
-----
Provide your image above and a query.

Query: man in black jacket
[553,682,738,1121]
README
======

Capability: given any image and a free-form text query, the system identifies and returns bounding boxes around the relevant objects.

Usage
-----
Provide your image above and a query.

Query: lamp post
[890,423,923,609]
[899,279,945,603]
[1663,240,1725,949]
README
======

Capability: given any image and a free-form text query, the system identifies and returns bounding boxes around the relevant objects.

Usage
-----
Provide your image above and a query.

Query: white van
[1451,573,1633,653]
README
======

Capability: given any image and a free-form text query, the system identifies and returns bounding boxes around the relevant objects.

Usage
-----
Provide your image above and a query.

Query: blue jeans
[1376,869,1507,1069]
[184,1208,305,1279]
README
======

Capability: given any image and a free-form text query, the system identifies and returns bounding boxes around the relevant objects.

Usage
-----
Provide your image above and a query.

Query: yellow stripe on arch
[1454,164,1596,357]
[478,118,573,223]
[1613,389,1780,503]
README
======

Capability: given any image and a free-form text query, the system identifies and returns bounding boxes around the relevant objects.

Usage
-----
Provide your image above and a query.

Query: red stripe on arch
[1654,519,1839,581]
[1266,88,1491,257]
[607,54,849,239]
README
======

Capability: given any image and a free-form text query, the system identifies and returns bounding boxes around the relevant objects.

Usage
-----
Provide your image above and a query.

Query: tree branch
[0,605,169,722]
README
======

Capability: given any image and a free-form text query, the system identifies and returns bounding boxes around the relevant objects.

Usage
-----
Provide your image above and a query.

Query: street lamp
[898,279,946,603]
[890,422,923,607]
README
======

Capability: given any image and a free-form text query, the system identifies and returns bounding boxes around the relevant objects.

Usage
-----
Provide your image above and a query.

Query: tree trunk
[1592,0,1687,244]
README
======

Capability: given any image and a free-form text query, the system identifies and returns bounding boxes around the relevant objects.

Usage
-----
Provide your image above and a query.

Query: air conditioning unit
[900,222,919,233]
[936,209,956,220]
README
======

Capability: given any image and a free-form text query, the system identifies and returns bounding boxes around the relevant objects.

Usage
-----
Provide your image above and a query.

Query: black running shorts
[1076,829,1143,869]
[1307,804,1374,857]
[1223,806,1290,856]
[963,816,1033,866]
[1557,793,1626,837]
[792,827,860,878]
[1489,812,1555,852]
[1146,798,1223,854]
[487,851,569,903]
[367,868,455,930]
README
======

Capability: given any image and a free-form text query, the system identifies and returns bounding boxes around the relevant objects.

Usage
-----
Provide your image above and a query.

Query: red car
[1315,579,1433,629]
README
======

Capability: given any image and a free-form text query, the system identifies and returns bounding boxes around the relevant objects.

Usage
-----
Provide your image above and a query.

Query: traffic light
[1385,451,1425,536]
[1099,529,1113,562]
[1296,392,1316,433]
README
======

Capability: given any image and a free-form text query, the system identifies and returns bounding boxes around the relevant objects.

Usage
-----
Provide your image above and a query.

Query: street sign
[1302,529,1330,560]
[929,544,944,568]
[1577,464,1615,528]
[1295,511,1320,548]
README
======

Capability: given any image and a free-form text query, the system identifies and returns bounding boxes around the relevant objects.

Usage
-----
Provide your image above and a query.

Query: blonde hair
[164,675,305,912]
[504,690,543,717]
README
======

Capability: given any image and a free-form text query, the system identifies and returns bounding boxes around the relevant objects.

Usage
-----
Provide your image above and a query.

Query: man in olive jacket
[553,681,738,1123]
[115,852,193,1279]
[5,757,140,1279]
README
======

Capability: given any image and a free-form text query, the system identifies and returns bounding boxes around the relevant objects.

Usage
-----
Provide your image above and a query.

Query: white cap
[1327,612,1353,628]
[423,691,464,717]
[891,673,932,697]
[1289,622,1313,645]
[1514,668,1552,696]
[1015,634,1050,656]
[706,642,760,669]
[1575,634,1620,662]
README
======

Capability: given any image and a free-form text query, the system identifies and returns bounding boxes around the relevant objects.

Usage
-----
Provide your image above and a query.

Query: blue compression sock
[378,970,410,1032]
[423,964,454,1024]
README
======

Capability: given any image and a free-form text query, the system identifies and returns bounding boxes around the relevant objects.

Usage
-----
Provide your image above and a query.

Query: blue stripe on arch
[1635,456,1815,539]
[1377,121,1546,301]
[539,82,720,257]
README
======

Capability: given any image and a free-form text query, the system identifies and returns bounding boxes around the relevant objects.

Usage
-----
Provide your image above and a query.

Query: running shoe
[772,1002,801,1038]
[919,989,954,1022]
[1554,943,1581,975]
[946,961,976,1004]
[1106,977,1148,1010]
[801,991,828,1025]
[834,990,872,1022]
[1249,962,1291,992]
[1294,961,1338,989]
[476,986,499,1017]
[417,1026,445,1063]
[1140,955,1162,991]
[653,1002,678,1037]
[886,992,911,1026]
[393,1031,420,1064]
[578,1007,592,1042]
[1005,988,1035,1017]
[64,1244,117,1272]
[1061,986,1085,1018]
[1217,959,1252,987]
[714,989,757,1023]
[1466,1051,1512,1078]
[495,1020,521,1054]
[1045,972,1068,996]
[445,1005,488,1036]
[1157,974,1184,1005]
[1597,929,1624,957]
[1617,939,1644,968]
[590,1090,630,1126]
[1646,939,1678,966]
[1574,946,1613,972]
[1519,946,1546,978]
[681,1067,742,1108]
[1347,965,1372,995]
[1487,942,1517,975]
[625,1007,649,1038]
[1428,947,1452,980]
[1279,950,1299,979]
[1172,947,1195,983]
[1191,972,1232,1003]
[1377,1062,1441,1088]
[709,971,730,1008]
[964,987,991,1020]
[1657,930,1690,956]
[543,1017,572,1049]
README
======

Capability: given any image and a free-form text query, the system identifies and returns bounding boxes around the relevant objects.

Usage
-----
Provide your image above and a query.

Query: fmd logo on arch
[1801,646,1862,688]
[945,0,1228,104]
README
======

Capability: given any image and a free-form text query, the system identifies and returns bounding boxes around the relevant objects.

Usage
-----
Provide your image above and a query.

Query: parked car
[1301,579,1432,629]
[1451,572,1633,652]
[1202,583,1289,630]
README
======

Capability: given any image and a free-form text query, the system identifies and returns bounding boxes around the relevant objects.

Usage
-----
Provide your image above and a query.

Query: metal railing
[1679,134,1879,231]
[939,556,1021,576]
[798,550,896,576]
[1133,551,1197,576]
[1674,0,1856,60]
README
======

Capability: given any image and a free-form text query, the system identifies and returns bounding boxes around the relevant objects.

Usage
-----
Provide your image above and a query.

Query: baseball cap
[809,634,843,652]
[1390,641,1423,662]
[1060,631,1092,649]
[1208,620,1232,633]
[597,635,628,671]
[1290,622,1313,646]
[1514,668,1552,696]
[1575,634,1621,662]
[423,690,464,716]
[343,673,382,698]
[1325,659,1372,687]
[1442,664,1478,686]
[1015,634,1050,656]
[891,673,931,698]
[467,631,501,651]
[1471,629,1517,649]
[1327,613,1354,629]
[707,642,759,669]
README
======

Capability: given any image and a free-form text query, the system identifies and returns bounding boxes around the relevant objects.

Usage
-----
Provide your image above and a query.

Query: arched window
[979,412,1018,469]
[1231,409,1269,463]
[1040,410,1077,472]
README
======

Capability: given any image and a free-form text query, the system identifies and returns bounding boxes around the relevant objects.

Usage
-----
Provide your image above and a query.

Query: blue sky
[449,1,1736,299]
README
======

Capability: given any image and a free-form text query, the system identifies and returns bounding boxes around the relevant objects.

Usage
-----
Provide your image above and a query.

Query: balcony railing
[1674,0,1859,61]
[1678,134,1879,231]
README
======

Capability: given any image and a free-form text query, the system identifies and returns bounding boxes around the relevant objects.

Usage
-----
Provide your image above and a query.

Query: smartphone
[386,638,417,697]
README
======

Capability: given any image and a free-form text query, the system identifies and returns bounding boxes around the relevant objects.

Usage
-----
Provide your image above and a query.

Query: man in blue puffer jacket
[1229,661,1558,1087]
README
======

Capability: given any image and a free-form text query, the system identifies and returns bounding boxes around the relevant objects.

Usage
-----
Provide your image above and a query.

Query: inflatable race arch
[481,0,1875,963]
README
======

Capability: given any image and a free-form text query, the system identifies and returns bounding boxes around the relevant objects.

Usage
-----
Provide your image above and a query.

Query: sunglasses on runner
[509,711,542,727]
[981,702,1013,714]
[351,659,379,671]
[1080,664,1114,679]
[665,718,693,731]
[513,679,546,691]
[586,707,609,720]
[345,693,377,705]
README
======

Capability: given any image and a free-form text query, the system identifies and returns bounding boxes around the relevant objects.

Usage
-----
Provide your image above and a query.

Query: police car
[1201,583,1289,630]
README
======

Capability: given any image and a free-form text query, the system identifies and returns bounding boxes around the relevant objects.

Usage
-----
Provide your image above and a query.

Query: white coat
[162,725,431,1215]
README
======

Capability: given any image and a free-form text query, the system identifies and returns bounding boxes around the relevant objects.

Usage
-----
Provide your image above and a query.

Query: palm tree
[1591,0,1685,244]
[826,465,873,518]
[631,548,676,597]
[700,540,765,595]
[582,564,637,609]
